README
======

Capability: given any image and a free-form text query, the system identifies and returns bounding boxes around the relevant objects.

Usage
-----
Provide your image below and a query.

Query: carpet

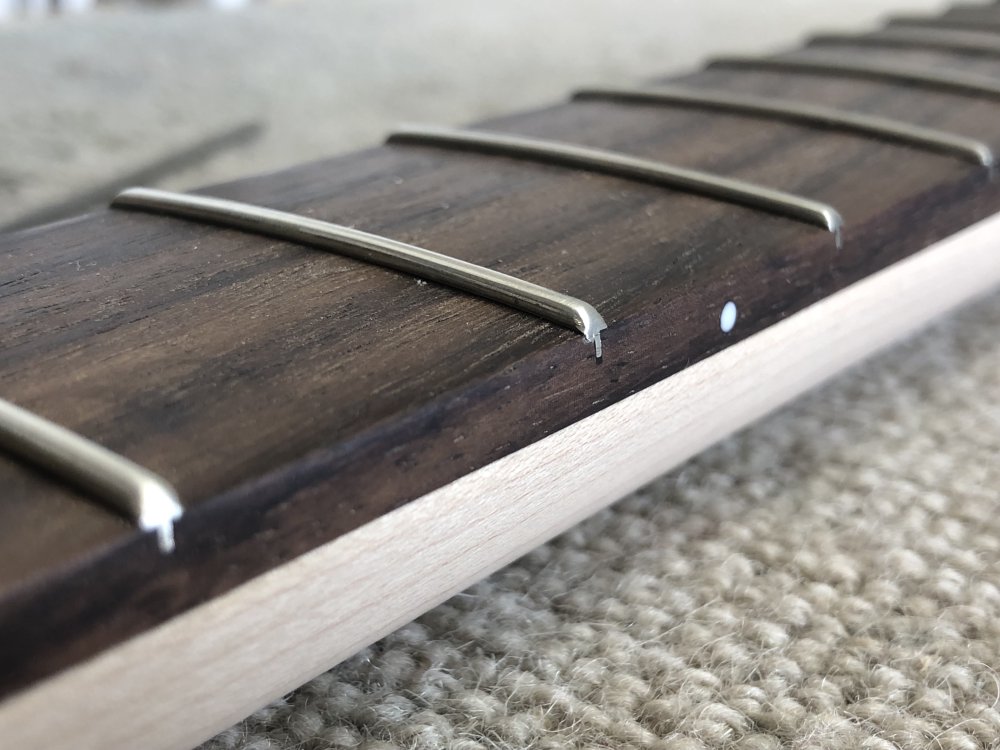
[3,2,999,748]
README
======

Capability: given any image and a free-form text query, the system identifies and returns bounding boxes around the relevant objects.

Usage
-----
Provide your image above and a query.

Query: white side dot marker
[720,300,738,333]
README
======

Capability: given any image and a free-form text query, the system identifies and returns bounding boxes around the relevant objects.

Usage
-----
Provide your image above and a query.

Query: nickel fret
[388,125,844,246]
[811,27,1000,58]
[112,187,608,359]
[709,55,1000,101]
[888,14,1000,34]
[0,398,182,553]
[573,84,994,168]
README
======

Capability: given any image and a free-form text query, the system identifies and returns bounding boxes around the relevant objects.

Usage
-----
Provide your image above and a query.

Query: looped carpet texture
[202,291,1000,748]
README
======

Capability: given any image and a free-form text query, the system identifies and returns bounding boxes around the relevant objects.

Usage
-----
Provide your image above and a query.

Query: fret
[0,398,181,553]
[112,187,608,359]
[709,55,1000,101]
[388,125,844,246]
[888,13,1000,34]
[811,27,1000,58]
[573,84,994,168]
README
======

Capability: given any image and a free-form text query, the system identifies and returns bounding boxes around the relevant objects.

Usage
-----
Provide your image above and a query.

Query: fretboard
[3,6,1000,708]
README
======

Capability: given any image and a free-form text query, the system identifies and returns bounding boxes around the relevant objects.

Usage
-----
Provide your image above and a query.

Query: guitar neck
[3,4,1000,748]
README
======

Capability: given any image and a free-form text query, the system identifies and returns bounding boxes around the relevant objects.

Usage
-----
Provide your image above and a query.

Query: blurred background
[0,0,950,231]
[1,0,254,18]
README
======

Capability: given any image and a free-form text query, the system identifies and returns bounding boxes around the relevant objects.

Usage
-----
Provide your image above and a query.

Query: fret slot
[811,28,1000,58]
[710,55,1000,101]
[574,85,994,169]
[0,398,182,553]
[388,125,844,246]
[112,188,608,359]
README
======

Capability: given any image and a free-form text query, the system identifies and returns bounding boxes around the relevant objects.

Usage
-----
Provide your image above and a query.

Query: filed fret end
[0,397,185,555]
[157,524,177,554]
[822,208,845,250]
[136,478,185,554]
[573,300,607,363]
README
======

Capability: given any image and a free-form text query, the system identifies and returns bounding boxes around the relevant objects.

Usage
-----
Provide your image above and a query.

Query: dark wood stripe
[2,42,1000,698]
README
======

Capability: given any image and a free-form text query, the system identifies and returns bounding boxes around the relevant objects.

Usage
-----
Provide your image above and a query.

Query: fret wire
[888,15,1000,34]
[573,84,994,169]
[709,55,1000,101]
[112,188,608,359]
[0,397,182,553]
[388,125,844,247]
[811,27,1000,58]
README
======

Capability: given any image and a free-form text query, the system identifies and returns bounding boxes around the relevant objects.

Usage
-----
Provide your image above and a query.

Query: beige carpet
[4,2,1000,748]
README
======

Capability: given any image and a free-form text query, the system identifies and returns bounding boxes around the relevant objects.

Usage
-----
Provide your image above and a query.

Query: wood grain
[3,209,999,750]
[3,40,1000,697]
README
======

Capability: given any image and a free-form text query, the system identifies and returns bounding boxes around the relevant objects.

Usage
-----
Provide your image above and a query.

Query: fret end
[156,523,177,554]
[574,302,607,363]
[825,209,845,250]
[138,480,184,555]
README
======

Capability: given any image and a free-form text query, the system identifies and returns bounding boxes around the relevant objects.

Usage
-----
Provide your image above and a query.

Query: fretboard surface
[3,38,1000,696]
